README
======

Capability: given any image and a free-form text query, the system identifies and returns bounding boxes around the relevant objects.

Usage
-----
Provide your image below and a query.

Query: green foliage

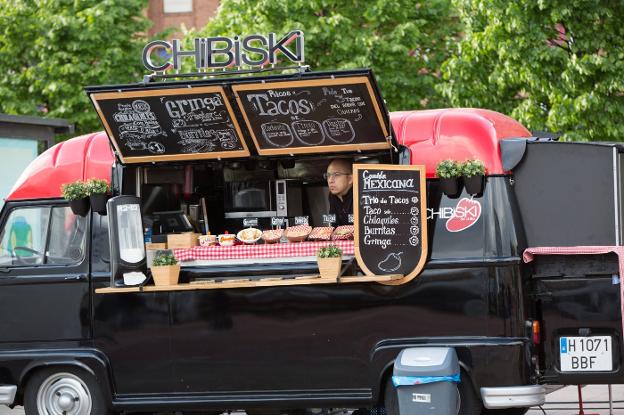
[0,0,152,137]
[435,159,462,179]
[439,0,624,141]
[86,178,110,195]
[183,0,462,112]
[152,252,178,267]
[61,181,88,201]
[317,244,342,258]
[461,159,486,177]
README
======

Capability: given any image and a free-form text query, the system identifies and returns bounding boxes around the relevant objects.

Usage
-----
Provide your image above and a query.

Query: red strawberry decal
[446,197,482,232]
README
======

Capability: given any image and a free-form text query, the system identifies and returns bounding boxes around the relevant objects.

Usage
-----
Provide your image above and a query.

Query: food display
[237,228,262,244]
[308,226,334,241]
[332,225,354,240]
[199,234,217,246]
[218,233,236,246]
[261,229,283,244]
[285,225,312,242]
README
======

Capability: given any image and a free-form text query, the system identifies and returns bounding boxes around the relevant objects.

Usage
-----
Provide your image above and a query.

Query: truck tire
[384,370,483,415]
[24,366,110,415]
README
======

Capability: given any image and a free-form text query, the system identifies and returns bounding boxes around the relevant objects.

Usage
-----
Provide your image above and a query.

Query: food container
[332,225,354,240]
[199,234,217,246]
[218,234,236,246]
[285,225,312,243]
[261,229,283,244]
[167,232,200,249]
[309,226,334,241]
[237,228,262,244]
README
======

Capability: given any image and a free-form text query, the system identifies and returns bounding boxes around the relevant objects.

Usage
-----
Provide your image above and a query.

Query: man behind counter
[324,158,353,227]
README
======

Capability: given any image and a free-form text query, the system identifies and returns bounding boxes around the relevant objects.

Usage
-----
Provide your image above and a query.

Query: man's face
[326,161,353,197]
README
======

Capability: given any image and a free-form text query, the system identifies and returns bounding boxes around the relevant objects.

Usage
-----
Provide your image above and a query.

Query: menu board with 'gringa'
[232,76,390,155]
[353,164,428,283]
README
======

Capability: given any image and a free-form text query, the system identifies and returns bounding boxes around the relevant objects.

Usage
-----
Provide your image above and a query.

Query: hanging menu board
[353,164,428,284]
[90,86,249,163]
[232,76,391,155]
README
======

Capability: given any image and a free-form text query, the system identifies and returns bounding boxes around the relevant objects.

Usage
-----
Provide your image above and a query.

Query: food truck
[0,33,623,415]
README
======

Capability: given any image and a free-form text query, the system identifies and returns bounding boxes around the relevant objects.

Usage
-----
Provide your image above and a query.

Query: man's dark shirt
[328,188,353,226]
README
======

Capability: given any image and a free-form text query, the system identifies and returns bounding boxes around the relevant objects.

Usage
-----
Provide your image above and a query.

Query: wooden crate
[167,232,199,249]
[145,243,167,250]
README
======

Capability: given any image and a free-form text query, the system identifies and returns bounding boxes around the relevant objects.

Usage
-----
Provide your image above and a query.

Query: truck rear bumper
[0,385,16,406]
[480,385,546,409]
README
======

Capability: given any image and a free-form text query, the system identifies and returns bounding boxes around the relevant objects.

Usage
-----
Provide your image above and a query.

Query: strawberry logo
[446,197,482,232]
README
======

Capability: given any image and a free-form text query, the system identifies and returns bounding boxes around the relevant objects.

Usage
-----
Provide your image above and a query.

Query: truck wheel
[383,370,483,415]
[24,366,110,415]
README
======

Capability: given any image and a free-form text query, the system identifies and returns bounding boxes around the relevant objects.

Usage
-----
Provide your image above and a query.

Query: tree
[183,0,461,112]
[0,0,151,136]
[439,0,624,141]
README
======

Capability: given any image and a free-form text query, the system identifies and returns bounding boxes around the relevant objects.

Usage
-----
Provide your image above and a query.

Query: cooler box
[392,347,460,415]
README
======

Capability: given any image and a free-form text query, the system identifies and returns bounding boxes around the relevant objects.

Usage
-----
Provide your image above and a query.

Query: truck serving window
[0,206,86,267]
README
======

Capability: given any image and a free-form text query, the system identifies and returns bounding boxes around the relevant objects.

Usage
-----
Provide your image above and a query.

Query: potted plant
[317,244,343,280]
[86,178,111,215]
[61,181,90,216]
[461,159,486,195]
[435,159,462,197]
[151,252,180,286]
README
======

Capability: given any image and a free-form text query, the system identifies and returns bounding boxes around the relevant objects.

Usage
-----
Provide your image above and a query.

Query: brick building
[146,0,221,38]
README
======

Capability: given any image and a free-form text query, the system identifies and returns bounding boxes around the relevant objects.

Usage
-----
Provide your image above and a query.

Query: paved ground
[2,385,623,415]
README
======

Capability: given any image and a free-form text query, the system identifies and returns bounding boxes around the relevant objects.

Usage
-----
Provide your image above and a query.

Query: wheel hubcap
[36,372,92,415]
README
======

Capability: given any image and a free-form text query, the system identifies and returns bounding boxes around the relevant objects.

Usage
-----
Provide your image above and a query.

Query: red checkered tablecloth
[173,240,354,262]
[524,246,624,339]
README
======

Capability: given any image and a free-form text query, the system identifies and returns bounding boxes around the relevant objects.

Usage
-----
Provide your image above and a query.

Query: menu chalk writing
[323,214,337,225]
[295,216,309,225]
[271,217,286,227]
[243,218,258,227]
[233,76,390,155]
[353,164,428,280]
[90,86,249,163]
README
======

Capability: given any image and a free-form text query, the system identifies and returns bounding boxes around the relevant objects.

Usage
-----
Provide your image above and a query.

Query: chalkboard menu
[232,76,390,155]
[90,86,249,163]
[353,164,428,283]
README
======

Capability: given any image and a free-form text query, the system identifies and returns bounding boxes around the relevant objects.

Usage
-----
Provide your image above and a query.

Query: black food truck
[0,65,622,415]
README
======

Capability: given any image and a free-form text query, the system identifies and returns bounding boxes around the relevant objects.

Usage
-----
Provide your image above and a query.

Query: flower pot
[440,177,462,198]
[151,264,180,286]
[464,175,485,196]
[317,257,342,280]
[90,193,109,215]
[69,197,90,217]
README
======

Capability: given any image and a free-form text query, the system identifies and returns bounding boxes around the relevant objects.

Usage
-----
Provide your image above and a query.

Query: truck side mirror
[107,195,146,286]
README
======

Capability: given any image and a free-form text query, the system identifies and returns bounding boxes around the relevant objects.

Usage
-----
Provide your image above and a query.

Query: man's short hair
[328,158,353,173]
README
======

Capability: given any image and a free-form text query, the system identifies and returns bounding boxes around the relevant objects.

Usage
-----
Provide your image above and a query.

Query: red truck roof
[390,108,531,178]
[6,109,531,201]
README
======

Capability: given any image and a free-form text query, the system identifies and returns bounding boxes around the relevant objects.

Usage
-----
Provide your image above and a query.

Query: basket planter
[464,175,485,196]
[317,257,342,280]
[90,193,109,215]
[440,178,462,198]
[69,197,90,217]
[152,264,180,286]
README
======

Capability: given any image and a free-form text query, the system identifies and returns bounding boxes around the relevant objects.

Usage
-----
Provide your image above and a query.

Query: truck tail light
[532,321,541,345]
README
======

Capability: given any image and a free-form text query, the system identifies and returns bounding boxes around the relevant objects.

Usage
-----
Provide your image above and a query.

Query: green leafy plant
[317,244,343,259]
[61,181,88,201]
[86,178,111,195]
[435,160,462,179]
[152,253,178,267]
[461,160,486,177]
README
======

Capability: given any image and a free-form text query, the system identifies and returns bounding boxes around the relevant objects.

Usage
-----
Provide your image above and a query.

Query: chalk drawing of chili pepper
[378,252,403,272]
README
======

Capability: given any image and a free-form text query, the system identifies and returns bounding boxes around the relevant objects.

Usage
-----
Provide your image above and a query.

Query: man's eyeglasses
[323,172,352,180]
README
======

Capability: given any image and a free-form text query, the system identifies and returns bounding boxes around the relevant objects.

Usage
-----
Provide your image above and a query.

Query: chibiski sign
[142,30,304,73]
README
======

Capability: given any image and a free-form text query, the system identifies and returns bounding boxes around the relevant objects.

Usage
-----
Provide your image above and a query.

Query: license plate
[560,336,612,371]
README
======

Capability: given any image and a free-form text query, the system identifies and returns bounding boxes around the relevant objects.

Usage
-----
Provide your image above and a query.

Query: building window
[163,0,193,13]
